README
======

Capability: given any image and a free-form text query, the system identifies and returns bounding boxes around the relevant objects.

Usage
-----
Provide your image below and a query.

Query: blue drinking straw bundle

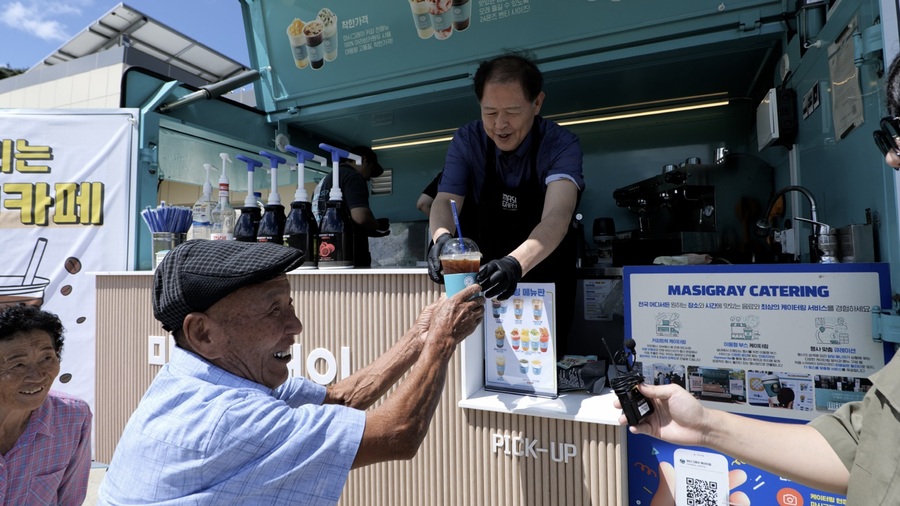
[140,202,192,234]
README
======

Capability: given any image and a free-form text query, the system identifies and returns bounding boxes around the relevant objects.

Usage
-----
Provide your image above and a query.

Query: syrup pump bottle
[284,145,327,268]
[188,163,216,240]
[210,153,235,240]
[234,155,263,242]
[317,143,360,269]
[256,151,287,244]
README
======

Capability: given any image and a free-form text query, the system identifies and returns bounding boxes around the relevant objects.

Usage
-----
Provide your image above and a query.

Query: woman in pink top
[0,304,92,506]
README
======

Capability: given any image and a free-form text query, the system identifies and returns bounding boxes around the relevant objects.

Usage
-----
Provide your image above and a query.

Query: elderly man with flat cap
[99,240,484,505]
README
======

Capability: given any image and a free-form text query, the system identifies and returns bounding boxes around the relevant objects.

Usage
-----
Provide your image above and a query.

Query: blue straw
[450,199,464,250]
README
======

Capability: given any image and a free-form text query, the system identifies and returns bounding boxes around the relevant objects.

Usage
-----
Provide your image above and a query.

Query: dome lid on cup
[440,237,480,256]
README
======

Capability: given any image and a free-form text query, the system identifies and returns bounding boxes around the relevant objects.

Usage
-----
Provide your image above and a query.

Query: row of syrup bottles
[227,143,357,269]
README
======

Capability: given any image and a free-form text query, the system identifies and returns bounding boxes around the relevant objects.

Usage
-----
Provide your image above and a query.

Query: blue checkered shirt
[98,347,365,505]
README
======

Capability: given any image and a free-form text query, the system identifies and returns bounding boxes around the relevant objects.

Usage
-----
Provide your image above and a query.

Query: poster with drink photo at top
[484,282,557,398]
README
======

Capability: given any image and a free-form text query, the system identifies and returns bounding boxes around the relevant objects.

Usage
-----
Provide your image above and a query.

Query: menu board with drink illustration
[483,282,557,398]
[246,0,722,109]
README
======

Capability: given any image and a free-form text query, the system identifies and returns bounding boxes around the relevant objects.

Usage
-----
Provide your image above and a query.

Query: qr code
[685,477,720,506]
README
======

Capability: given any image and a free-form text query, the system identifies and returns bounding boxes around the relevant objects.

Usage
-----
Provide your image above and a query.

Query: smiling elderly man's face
[202,275,303,389]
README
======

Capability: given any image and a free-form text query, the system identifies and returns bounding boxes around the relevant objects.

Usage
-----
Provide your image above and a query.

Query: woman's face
[0,329,60,414]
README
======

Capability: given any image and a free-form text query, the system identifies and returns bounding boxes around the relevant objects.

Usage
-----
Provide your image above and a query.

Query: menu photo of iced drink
[484,282,557,398]
[407,0,472,40]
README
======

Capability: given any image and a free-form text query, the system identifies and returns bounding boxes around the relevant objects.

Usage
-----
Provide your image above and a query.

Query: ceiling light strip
[558,100,730,126]
[373,100,729,151]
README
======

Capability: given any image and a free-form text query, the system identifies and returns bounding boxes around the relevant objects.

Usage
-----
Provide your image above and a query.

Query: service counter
[95,268,625,506]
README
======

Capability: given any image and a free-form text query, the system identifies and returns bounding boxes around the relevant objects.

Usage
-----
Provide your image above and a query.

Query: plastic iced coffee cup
[440,237,481,296]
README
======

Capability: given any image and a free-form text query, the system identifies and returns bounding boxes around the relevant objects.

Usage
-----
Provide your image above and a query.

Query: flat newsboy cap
[153,240,304,332]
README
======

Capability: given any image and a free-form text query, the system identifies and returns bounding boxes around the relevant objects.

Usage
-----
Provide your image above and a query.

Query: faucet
[756,185,835,263]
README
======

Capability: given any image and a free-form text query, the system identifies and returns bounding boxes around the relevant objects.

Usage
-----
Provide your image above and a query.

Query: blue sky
[0,0,250,69]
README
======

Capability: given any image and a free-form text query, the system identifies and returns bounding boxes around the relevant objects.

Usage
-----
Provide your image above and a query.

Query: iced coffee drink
[440,237,481,296]
[409,0,434,39]
[286,19,309,69]
[427,0,453,40]
[317,8,338,62]
[441,256,481,274]
[303,20,325,70]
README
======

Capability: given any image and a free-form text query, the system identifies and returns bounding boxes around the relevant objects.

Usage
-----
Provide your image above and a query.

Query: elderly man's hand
[429,284,485,346]
[412,299,440,346]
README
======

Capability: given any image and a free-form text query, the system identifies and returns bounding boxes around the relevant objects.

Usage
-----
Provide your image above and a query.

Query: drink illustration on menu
[286,8,338,71]
[484,283,557,398]
[407,0,472,40]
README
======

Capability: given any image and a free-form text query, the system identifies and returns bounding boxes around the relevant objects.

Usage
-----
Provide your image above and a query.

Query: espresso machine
[611,154,774,265]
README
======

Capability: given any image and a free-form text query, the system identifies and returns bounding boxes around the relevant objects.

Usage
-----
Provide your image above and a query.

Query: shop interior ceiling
[281,35,782,149]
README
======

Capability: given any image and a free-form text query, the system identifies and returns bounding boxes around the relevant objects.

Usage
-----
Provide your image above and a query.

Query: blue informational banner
[623,263,892,505]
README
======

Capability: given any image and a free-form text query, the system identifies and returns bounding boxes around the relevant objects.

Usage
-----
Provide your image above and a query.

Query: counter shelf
[458,324,624,425]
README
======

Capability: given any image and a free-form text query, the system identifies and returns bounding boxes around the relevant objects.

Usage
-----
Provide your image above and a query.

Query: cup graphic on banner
[491,299,502,318]
[409,0,434,38]
[317,8,338,62]
[494,327,505,348]
[519,358,529,374]
[539,328,550,352]
[0,238,50,307]
[303,20,325,70]
[451,0,471,30]
[427,0,453,40]
[440,237,481,296]
[532,297,543,320]
[513,298,524,318]
[496,355,506,377]
[286,19,309,69]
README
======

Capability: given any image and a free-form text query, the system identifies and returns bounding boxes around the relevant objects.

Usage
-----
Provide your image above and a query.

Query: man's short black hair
[473,51,543,103]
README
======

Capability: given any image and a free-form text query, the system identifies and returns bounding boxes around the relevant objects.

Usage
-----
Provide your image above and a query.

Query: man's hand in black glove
[427,233,453,284]
[474,256,522,300]
[369,217,391,237]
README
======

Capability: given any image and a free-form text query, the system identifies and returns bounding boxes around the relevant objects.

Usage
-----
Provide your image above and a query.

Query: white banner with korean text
[0,109,137,454]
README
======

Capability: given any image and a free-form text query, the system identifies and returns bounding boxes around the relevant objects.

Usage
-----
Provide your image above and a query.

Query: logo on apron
[501,193,518,210]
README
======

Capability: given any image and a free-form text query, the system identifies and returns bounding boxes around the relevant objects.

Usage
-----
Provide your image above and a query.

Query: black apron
[475,118,577,356]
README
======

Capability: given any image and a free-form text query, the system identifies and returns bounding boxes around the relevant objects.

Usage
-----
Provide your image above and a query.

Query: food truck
[3,0,900,504]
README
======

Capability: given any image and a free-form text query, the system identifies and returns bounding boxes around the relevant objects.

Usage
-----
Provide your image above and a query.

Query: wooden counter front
[95,269,624,505]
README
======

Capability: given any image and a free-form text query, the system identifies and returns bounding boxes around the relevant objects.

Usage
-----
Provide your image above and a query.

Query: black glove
[475,256,522,300]
[427,233,452,284]
[369,217,391,237]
